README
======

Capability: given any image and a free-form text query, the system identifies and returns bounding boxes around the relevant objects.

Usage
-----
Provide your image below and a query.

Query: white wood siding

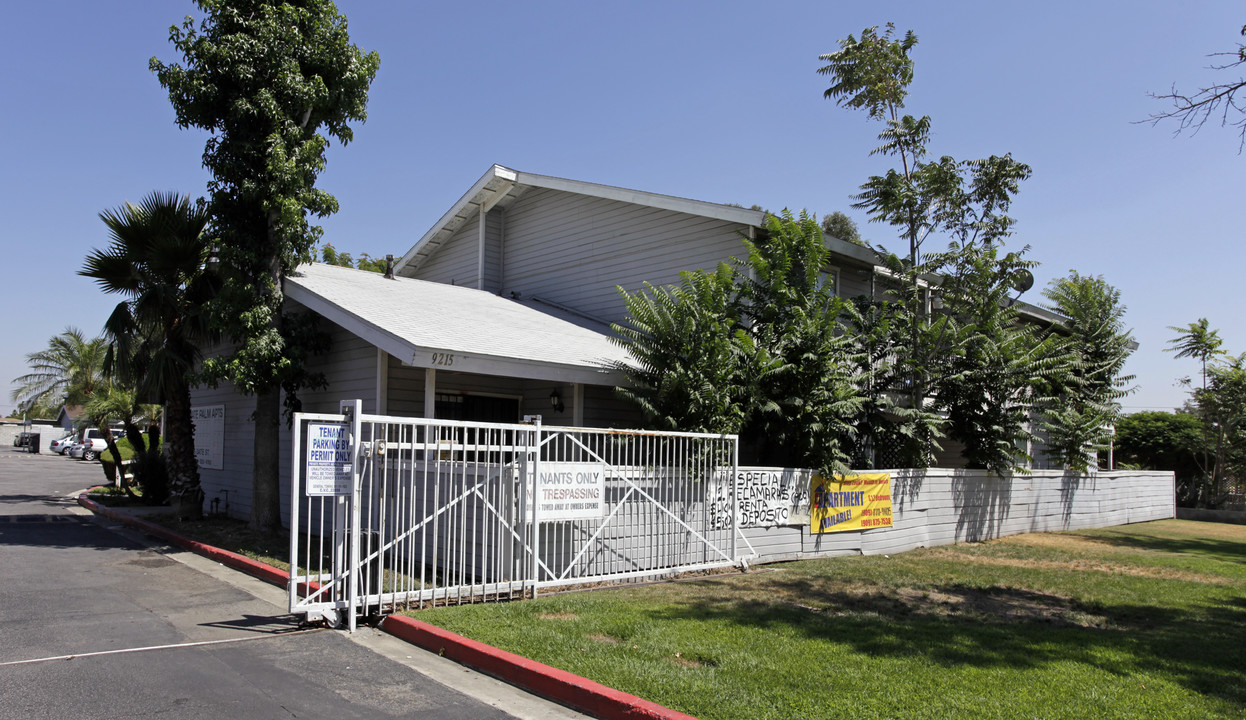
[836,266,874,299]
[417,214,484,288]
[190,317,379,524]
[491,188,751,324]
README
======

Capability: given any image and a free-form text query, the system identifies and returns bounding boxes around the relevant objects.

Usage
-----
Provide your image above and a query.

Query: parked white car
[50,436,76,454]
[69,428,112,461]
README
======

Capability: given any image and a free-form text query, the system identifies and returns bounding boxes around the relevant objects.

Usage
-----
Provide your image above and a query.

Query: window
[434,393,519,423]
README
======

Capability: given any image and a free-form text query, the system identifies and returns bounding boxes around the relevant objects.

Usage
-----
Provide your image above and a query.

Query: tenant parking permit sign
[306,423,352,496]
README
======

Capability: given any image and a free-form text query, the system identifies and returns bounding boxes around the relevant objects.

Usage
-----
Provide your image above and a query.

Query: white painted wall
[741,469,1175,563]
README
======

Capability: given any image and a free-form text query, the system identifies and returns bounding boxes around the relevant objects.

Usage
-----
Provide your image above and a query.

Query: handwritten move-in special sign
[809,473,893,534]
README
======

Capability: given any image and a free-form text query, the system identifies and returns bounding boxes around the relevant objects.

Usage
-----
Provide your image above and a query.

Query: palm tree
[10,327,107,413]
[80,191,218,517]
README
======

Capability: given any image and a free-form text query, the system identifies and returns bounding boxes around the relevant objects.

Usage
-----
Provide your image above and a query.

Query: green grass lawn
[406,520,1246,720]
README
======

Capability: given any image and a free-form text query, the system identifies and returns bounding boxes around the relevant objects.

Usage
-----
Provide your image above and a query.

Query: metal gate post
[289,414,304,614]
[343,399,363,633]
[731,436,739,563]
[530,416,542,599]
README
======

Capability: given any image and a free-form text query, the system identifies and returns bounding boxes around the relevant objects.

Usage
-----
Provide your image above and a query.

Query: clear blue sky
[2,1,1242,417]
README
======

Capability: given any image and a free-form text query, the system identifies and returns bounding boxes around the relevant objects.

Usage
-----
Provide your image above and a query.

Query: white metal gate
[288,401,740,630]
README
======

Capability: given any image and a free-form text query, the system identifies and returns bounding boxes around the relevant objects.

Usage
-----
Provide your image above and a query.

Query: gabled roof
[394,164,1069,330]
[285,263,630,385]
[57,405,83,424]
[394,164,766,278]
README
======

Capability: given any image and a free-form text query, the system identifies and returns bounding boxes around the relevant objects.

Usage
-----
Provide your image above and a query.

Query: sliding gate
[289,401,740,630]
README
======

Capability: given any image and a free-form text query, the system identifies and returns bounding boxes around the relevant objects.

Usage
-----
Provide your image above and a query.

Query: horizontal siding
[836,266,873,299]
[191,318,378,525]
[417,214,483,287]
[191,379,260,523]
[737,469,1175,562]
[485,210,503,293]
[386,358,426,417]
[502,188,751,324]
[298,325,379,415]
[582,385,644,429]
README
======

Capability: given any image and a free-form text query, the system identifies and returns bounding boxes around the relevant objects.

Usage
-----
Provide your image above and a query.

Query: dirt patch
[668,652,717,668]
[537,611,578,620]
[925,546,1234,585]
[783,582,1111,628]
[586,633,619,644]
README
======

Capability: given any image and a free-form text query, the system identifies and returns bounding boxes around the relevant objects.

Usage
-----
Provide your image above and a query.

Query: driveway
[0,449,585,720]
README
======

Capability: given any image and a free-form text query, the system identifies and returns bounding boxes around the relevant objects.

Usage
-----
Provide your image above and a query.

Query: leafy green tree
[1146,23,1246,151]
[821,211,864,246]
[613,211,862,476]
[152,1,379,532]
[10,328,107,413]
[1163,320,1246,507]
[736,210,862,475]
[936,245,1068,474]
[80,192,218,514]
[1199,353,1246,507]
[1114,412,1204,498]
[613,264,749,435]
[320,243,389,273]
[1039,272,1136,471]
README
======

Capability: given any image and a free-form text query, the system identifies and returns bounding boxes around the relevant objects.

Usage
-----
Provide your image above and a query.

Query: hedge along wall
[736,469,1176,563]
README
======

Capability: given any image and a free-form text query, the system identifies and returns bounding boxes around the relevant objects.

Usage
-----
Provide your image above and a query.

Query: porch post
[424,368,437,419]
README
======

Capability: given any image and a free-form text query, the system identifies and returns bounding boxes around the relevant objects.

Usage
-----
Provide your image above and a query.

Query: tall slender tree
[820,25,1044,473]
[1040,272,1135,471]
[152,1,379,532]
[80,191,218,515]
[1166,318,1224,392]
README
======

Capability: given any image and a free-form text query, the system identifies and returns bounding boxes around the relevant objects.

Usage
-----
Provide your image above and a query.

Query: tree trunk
[250,384,283,535]
[250,211,286,536]
[165,383,203,519]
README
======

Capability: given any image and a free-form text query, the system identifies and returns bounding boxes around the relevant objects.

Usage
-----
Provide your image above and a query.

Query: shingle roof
[285,263,630,385]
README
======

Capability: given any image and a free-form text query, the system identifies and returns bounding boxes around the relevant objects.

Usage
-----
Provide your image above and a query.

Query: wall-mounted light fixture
[549,390,564,413]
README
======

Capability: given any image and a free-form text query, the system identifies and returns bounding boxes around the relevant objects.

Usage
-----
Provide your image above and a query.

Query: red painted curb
[77,493,699,720]
[381,614,700,720]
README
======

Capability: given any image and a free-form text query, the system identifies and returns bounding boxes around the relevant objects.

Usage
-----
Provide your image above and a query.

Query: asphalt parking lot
[0,449,585,720]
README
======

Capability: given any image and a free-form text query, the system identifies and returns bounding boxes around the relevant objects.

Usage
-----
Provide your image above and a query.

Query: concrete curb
[76,493,699,720]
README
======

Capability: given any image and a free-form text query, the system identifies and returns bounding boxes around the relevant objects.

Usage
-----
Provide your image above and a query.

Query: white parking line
[0,630,323,667]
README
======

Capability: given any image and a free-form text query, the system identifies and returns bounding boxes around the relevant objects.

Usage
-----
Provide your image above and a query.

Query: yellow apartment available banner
[809,473,893,533]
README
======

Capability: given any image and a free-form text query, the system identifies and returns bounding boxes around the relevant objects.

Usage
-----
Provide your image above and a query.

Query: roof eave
[284,274,628,386]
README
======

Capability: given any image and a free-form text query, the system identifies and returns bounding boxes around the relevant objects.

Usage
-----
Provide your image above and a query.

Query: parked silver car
[50,436,76,454]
